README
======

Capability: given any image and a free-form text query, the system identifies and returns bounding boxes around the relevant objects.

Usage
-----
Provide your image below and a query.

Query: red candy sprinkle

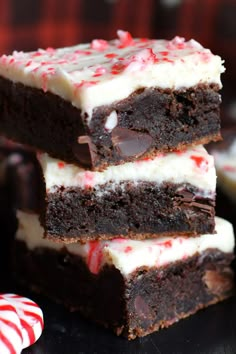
[124,246,132,253]
[41,61,51,66]
[167,36,186,50]
[190,155,206,169]
[139,157,152,162]
[174,149,186,156]
[105,53,118,59]
[93,67,106,77]
[160,51,169,56]
[139,38,149,42]
[162,57,174,63]
[74,50,92,56]
[32,66,39,73]
[161,240,172,248]
[57,162,65,169]
[87,241,103,274]
[111,62,126,75]
[129,48,158,68]
[32,51,42,57]
[176,43,185,49]
[199,51,212,63]
[117,30,134,48]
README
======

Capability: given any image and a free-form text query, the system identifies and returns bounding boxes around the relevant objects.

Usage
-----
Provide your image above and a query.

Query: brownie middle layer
[44,182,215,242]
[0,77,221,169]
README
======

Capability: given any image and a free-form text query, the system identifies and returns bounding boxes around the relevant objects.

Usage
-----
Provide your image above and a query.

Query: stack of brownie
[0,31,234,339]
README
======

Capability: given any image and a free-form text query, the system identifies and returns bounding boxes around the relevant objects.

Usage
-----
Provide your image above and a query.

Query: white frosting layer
[212,139,236,202]
[0,31,224,122]
[38,145,216,196]
[16,211,234,277]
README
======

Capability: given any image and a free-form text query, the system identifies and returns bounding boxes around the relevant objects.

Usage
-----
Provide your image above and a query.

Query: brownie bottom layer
[13,241,234,339]
[44,182,215,242]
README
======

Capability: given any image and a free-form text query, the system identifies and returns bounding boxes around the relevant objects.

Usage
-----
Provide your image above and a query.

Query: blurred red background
[0,0,235,126]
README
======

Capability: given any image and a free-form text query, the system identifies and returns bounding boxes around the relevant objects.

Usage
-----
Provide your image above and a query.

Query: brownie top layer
[38,145,216,195]
[0,30,224,122]
[16,211,234,276]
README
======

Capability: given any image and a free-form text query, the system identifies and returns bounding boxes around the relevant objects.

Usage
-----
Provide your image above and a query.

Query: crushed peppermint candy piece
[91,39,109,51]
[0,297,23,354]
[0,294,44,352]
[117,30,134,48]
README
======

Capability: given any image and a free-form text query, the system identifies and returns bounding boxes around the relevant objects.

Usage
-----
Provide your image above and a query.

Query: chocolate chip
[176,188,194,202]
[190,201,215,216]
[203,269,234,296]
[111,127,153,158]
[134,295,154,320]
[174,189,215,217]
[73,136,97,168]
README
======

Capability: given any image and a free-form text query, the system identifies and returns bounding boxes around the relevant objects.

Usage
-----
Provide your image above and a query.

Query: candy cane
[0,294,44,349]
[0,297,23,354]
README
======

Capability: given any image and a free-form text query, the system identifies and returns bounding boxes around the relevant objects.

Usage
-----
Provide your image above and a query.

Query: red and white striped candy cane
[0,294,44,349]
[0,297,23,354]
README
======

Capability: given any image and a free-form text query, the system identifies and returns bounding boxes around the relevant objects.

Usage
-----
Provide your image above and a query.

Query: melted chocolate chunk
[111,127,153,158]
[176,189,195,202]
[189,201,214,216]
[203,269,234,296]
[73,136,97,167]
[174,188,215,217]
